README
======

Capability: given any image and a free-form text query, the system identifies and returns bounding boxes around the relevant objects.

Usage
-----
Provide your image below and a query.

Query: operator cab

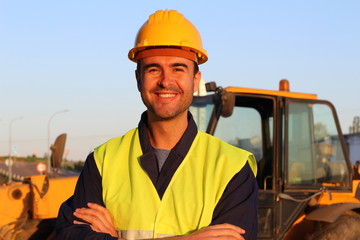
[190,80,352,239]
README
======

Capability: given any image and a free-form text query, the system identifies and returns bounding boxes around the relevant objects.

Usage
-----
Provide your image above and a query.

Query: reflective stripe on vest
[117,230,174,239]
[94,128,257,239]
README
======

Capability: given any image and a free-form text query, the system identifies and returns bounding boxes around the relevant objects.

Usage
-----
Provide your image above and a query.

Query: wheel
[14,219,56,240]
[308,213,360,240]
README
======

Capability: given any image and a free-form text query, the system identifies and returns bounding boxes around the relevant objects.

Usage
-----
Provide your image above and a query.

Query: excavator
[190,79,360,240]
[1,79,360,239]
[0,134,77,239]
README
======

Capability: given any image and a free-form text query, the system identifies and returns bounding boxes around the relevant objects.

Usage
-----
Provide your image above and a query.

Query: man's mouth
[157,93,177,98]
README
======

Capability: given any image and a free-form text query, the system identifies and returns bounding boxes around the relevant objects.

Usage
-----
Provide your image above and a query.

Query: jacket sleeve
[55,153,118,240]
[211,161,258,240]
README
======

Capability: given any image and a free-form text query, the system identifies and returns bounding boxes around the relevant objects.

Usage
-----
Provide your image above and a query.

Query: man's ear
[135,70,141,92]
[193,71,201,93]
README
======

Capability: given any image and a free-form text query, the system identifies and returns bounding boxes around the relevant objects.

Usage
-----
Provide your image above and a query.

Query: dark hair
[137,61,199,75]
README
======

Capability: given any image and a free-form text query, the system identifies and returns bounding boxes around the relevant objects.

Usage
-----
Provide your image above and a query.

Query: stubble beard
[141,91,192,121]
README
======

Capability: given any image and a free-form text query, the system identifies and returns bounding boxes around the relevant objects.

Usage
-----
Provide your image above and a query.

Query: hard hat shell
[128,10,208,64]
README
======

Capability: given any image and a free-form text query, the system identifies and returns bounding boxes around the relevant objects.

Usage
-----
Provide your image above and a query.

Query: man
[56,9,258,240]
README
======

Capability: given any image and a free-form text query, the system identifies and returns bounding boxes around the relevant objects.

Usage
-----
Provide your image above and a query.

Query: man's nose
[158,70,174,88]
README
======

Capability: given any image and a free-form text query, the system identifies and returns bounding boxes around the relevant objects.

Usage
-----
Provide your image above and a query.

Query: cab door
[284,99,351,190]
[278,99,352,238]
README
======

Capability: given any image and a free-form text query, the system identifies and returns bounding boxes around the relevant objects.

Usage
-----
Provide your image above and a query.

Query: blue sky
[1,1,359,161]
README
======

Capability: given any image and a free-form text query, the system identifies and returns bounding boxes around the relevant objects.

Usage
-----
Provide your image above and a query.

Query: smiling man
[138,55,199,118]
[56,10,258,240]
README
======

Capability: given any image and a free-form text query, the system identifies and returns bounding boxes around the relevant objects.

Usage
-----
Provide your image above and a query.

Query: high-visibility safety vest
[94,128,257,239]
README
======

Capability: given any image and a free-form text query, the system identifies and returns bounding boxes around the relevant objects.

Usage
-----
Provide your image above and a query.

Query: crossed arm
[73,202,246,240]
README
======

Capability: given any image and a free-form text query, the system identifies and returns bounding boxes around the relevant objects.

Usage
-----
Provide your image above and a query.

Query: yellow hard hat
[128,10,208,64]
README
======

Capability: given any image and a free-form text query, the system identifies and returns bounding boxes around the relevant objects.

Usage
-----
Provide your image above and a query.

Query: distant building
[349,116,360,134]
[344,116,360,165]
[344,134,360,165]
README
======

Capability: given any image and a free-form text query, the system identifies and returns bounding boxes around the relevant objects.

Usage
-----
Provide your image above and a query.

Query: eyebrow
[171,63,189,69]
[143,62,189,71]
[143,63,160,70]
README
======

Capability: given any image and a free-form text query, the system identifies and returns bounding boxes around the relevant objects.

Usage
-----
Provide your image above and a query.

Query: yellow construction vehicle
[0,134,77,240]
[190,80,360,240]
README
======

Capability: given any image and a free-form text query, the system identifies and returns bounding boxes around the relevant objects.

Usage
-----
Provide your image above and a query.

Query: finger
[74,206,117,236]
[208,228,243,240]
[74,219,105,234]
[217,229,244,240]
[74,211,107,233]
[73,218,102,234]
[87,202,107,212]
[87,203,114,225]
[73,208,108,229]
[74,208,100,221]
[194,224,245,240]
[73,220,89,225]
[84,203,113,227]
[86,203,116,236]
[75,207,99,216]
[207,223,246,235]
[75,207,109,223]
[73,210,100,225]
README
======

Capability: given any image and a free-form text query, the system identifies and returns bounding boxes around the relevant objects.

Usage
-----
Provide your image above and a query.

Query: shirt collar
[138,111,198,156]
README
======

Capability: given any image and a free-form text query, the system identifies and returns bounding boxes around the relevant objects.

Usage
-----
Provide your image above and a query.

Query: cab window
[286,101,349,187]
[214,96,274,190]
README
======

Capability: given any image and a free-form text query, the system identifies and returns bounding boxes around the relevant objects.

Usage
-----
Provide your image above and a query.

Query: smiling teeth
[158,93,176,98]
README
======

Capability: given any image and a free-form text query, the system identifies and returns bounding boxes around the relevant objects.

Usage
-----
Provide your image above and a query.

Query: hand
[181,223,246,240]
[73,202,118,238]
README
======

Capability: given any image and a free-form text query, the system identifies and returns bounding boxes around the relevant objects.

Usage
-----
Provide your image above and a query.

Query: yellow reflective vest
[94,128,256,239]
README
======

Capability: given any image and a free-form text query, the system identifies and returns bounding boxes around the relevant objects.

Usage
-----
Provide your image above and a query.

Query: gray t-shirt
[153,148,171,171]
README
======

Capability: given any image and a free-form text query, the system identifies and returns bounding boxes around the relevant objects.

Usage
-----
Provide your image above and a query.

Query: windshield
[190,95,216,132]
[190,94,275,190]
[286,101,350,187]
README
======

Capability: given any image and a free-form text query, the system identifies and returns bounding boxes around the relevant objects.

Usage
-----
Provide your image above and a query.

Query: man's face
[136,55,201,121]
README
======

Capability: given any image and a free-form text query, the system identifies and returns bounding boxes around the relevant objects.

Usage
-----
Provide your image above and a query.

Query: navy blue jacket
[55,112,258,239]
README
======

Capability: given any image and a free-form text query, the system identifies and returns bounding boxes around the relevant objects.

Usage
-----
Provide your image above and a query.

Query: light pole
[8,117,23,184]
[47,109,69,174]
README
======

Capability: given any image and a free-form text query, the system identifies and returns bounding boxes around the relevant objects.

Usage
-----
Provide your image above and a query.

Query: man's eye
[147,68,159,73]
[174,68,184,72]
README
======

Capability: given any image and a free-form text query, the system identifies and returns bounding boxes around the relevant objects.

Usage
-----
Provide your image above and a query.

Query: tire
[14,219,56,240]
[308,214,360,240]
